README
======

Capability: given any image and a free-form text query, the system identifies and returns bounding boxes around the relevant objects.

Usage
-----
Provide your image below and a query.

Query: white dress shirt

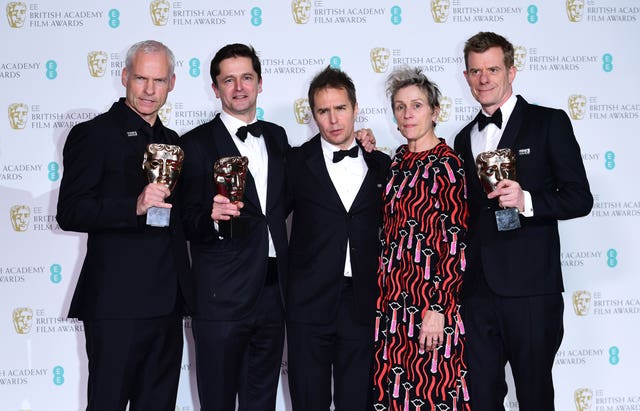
[320,137,368,277]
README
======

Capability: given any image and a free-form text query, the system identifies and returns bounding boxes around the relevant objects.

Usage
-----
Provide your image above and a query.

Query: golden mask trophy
[476,148,521,231]
[142,143,184,227]
[214,156,249,238]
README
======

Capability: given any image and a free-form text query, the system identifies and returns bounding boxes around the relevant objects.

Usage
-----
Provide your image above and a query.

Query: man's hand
[136,183,171,216]
[487,179,525,211]
[355,128,376,153]
[211,194,243,221]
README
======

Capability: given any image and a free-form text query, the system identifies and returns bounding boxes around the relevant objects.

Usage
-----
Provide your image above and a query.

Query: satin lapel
[497,95,526,150]
[211,115,261,211]
[350,150,382,212]
[263,121,285,214]
[304,135,346,213]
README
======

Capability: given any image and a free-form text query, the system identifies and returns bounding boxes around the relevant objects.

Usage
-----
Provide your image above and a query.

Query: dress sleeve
[424,152,468,316]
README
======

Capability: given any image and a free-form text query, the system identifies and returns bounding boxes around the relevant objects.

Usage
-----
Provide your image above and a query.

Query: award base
[218,216,249,238]
[147,206,170,227]
[495,208,521,231]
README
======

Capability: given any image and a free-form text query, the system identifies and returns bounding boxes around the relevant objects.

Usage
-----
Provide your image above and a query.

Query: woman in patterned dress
[372,67,470,411]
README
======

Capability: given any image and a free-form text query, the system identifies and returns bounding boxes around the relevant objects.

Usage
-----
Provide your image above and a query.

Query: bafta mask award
[476,148,521,231]
[214,156,250,238]
[142,143,184,227]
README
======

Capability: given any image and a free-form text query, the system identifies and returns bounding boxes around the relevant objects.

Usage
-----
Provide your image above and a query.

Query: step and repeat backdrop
[2,0,639,410]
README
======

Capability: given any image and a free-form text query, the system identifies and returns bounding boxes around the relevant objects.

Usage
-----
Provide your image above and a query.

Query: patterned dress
[372,142,470,411]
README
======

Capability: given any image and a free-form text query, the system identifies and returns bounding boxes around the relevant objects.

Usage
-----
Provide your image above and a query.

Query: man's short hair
[307,66,357,113]
[463,31,514,70]
[210,43,262,86]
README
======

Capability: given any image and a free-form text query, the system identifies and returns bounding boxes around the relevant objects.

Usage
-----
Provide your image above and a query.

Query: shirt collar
[219,111,257,141]
[482,94,517,124]
[320,136,358,162]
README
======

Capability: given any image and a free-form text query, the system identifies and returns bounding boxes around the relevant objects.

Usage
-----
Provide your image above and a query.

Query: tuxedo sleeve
[529,109,593,220]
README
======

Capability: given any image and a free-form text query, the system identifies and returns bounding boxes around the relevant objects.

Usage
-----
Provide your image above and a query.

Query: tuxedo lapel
[497,95,526,150]
[263,121,285,214]
[304,135,347,213]
[350,150,383,213]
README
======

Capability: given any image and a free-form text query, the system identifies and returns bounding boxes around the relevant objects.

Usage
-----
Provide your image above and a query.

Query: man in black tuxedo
[286,66,391,410]
[178,43,290,410]
[453,32,593,411]
[56,40,193,411]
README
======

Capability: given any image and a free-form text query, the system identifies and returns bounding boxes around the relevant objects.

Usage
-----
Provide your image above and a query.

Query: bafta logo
[566,0,585,22]
[574,388,593,411]
[10,205,31,232]
[438,96,452,122]
[430,0,450,23]
[291,0,312,24]
[8,103,28,130]
[293,98,311,124]
[12,307,33,334]
[514,46,527,71]
[572,290,591,316]
[6,1,26,28]
[158,102,173,125]
[150,0,170,26]
[370,47,391,74]
[568,94,587,120]
[87,51,108,78]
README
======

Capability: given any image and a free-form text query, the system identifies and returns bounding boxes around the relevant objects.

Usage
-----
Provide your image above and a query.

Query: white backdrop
[2,1,639,410]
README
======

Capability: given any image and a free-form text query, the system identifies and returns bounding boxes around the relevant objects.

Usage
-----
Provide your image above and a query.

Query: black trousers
[83,315,183,411]
[463,272,564,411]
[193,282,285,411]
[287,279,374,411]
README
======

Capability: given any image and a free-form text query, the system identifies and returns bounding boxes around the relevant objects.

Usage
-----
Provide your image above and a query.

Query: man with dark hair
[179,43,289,410]
[57,40,193,411]
[286,66,390,410]
[454,31,593,411]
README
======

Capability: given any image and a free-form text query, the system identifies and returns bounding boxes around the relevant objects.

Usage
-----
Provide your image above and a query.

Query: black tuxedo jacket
[454,95,593,297]
[179,114,289,320]
[286,135,391,325]
[57,99,193,320]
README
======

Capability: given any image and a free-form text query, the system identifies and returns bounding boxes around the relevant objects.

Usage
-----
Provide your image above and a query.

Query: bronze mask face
[214,156,249,203]
[142,144,184,191]
[476,148,516,194]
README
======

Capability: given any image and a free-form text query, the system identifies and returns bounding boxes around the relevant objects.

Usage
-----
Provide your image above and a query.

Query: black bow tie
[476,108,502,131]
[332,146,359,163]
[236,122,263,142]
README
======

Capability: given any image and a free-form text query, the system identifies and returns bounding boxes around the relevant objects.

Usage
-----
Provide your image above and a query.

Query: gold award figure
[214,156,249,238]
[476,148,521,231]
[8,103,28,130]
[6,2,27,28]
[293,98,312,125]
[291,0,312,24]
[142,143,184,226]
[12,307,33,334]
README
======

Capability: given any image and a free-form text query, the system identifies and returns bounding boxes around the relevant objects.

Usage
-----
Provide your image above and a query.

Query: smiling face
[212,56,262,124]
[312,87,358,150]
[122,50,175,126]
[464,46,516,115]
